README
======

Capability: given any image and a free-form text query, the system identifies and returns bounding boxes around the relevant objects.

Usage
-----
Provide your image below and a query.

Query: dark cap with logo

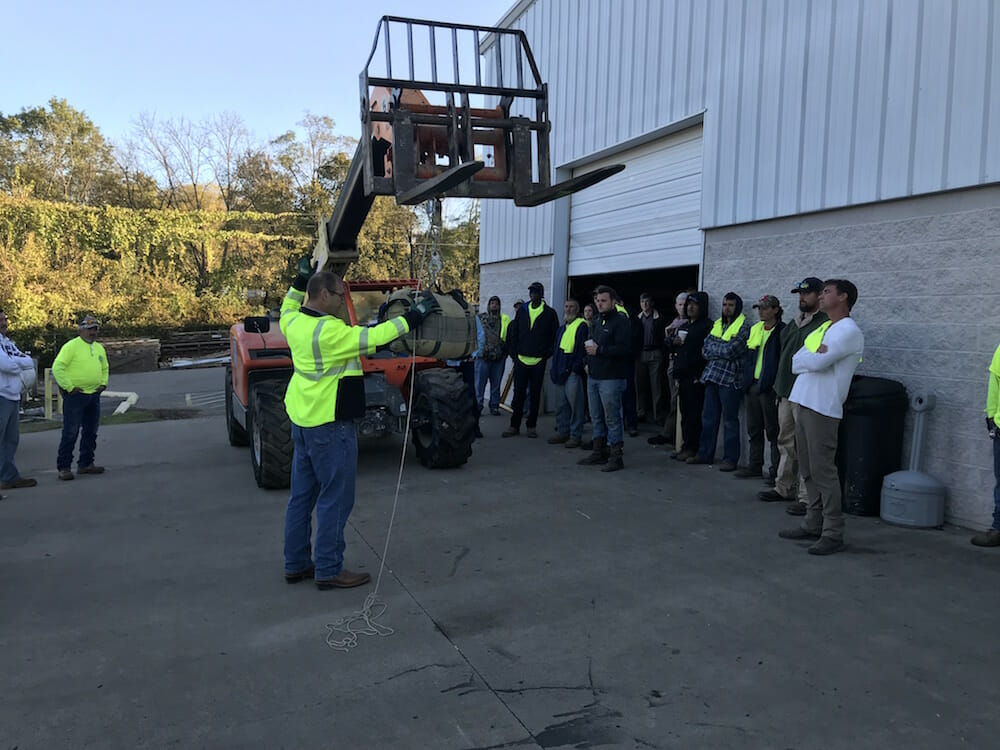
[791,277,823,294]
[78,315,101,329]
[528,281,544,295]
[753,295,781,309]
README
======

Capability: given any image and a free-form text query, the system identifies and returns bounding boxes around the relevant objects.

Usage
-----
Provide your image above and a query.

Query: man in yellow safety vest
[971,339,1000,547]
[281,259,437,590]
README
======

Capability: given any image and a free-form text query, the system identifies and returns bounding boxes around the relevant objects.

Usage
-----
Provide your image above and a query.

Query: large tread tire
[249,380,293,489]
[225,366,249,447]
[411,368,476,469]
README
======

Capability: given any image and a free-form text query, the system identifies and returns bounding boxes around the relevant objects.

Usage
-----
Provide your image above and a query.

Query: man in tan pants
[778,280,864,556]
[758,278,828,514]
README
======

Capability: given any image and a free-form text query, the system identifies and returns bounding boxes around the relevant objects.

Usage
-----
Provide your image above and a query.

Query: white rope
[325,224,435,651]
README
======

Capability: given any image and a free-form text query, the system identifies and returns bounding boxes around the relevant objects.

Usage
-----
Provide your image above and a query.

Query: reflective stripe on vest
[709,313,745,341]
[559,318,585,353]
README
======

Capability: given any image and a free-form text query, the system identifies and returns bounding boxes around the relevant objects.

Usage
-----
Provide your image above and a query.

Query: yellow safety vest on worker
[709,313,746,341]
[559,317,586,353]
[803,319,862,363]
[51,337,109,394]
[500,313,511,342]
[517,302,546,366]
[280,287,409,427]
[746,320,777,380]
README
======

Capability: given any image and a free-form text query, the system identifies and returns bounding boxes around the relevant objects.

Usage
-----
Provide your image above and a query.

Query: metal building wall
[479,0,1000,264]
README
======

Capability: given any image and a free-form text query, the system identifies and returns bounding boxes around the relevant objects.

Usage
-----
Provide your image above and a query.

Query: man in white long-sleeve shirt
[0,310,38,493]
[778,280,864,555]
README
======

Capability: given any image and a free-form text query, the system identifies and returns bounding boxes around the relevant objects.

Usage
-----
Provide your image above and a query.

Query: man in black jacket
[503,281,558,438]
[669,292,713,461]
[736,295,785,480]
[579,285,633,471]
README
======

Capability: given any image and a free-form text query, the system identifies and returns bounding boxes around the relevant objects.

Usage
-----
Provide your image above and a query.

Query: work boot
[647,434,671,446]
[565,438,581,449]
[525,427,538,438]
[315,569,371,590]
[58,470,74,481]
[502,427,519,438]
[970,529,1000,547]
[548,434,569,444]
[78,465,105,475]
[718,461,738,472]
[0,477,37,489]
[600,443,625,472]
[758,489,793,503]
[577,437,608,465]
[808,537,846,556]
[734,465,762,479]
[785,502,806,516]
[778,527,821,540]
[284,565,315,584]
[685,455,708,465]
[671,449,694,461]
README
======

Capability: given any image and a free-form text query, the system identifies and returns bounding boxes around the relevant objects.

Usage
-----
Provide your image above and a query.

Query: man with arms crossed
[778,279,864,556]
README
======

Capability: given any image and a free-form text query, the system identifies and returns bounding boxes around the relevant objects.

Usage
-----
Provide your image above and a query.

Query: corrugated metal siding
[480,0,1000,265]
[567,127,703,276]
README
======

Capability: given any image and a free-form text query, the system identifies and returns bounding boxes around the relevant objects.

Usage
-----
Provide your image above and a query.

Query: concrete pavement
[2,406,999,749]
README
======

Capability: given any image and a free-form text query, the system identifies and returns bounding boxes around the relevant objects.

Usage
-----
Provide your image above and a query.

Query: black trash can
[835,376,908,516]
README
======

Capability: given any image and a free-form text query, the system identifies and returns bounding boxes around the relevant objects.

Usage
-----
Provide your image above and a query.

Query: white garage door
[568,126,703,277]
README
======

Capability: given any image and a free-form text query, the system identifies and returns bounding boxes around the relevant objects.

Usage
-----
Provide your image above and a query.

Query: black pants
[510,359,545,430]
[678,378,705,454]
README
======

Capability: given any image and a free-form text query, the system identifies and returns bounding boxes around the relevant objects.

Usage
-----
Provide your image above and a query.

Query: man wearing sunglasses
[280,258,438,590]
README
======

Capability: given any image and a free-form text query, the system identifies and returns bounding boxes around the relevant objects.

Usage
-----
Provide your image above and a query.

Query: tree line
[0,98,480,360]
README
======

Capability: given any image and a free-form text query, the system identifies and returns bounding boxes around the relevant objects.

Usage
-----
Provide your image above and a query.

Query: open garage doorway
[568,265,700,315]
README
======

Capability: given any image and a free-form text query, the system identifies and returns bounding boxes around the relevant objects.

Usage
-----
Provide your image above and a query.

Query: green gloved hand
[403,291,440,329]
[292,256,316,291]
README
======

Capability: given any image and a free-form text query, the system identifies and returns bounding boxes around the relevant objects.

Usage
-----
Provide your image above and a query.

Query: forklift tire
[411,368,476,468]
[225,366,249,447]
[249,380,293,489]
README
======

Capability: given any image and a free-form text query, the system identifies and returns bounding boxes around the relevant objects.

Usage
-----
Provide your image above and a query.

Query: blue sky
[2,0,515,144]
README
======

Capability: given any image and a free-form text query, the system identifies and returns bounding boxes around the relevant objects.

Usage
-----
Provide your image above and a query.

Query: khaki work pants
[793,403,845,541]
[775,397,808,502]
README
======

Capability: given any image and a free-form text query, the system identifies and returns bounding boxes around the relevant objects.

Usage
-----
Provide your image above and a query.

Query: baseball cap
[753,295,780,309]
[528,281,544,295]
[78,315,101,329]
[791,277,823,294]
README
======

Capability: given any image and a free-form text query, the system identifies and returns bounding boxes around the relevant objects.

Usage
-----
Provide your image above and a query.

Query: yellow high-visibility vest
[280,287,408,427]
[500,313,511,341]
[709,313,746,341]
[559,318,585,353]
[518,301,546,366]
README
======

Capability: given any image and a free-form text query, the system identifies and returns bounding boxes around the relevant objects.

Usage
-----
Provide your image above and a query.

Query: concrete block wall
[478,255,555,413]
[703,185,1000,529]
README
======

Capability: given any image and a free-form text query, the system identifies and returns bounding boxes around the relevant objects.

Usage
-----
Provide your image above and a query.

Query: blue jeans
[475,358,505,413]
[697,382,742,464]
[57,391,101,471]
[284,421,358,579]
[0,397,22,483]
[588,377,627,445]
[992,435,1000,530]
[554,372,586,439]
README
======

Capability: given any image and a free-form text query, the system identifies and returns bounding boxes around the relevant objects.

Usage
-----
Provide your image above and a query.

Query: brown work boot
[970,529,1000,547]
[525,427,538,438]
[78,465,105,475]
[547,434,568,444]
[578,437,608,465]
[0,477,37,489]
[501,427,519,438]
[58,470,74,481]
[671,449,694,461]
[808,537,846,555]
[564,438,581,449]
[316,569,371,590]
[717,461,738,472]
[685,455,708,465]
[600,443,625,472]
